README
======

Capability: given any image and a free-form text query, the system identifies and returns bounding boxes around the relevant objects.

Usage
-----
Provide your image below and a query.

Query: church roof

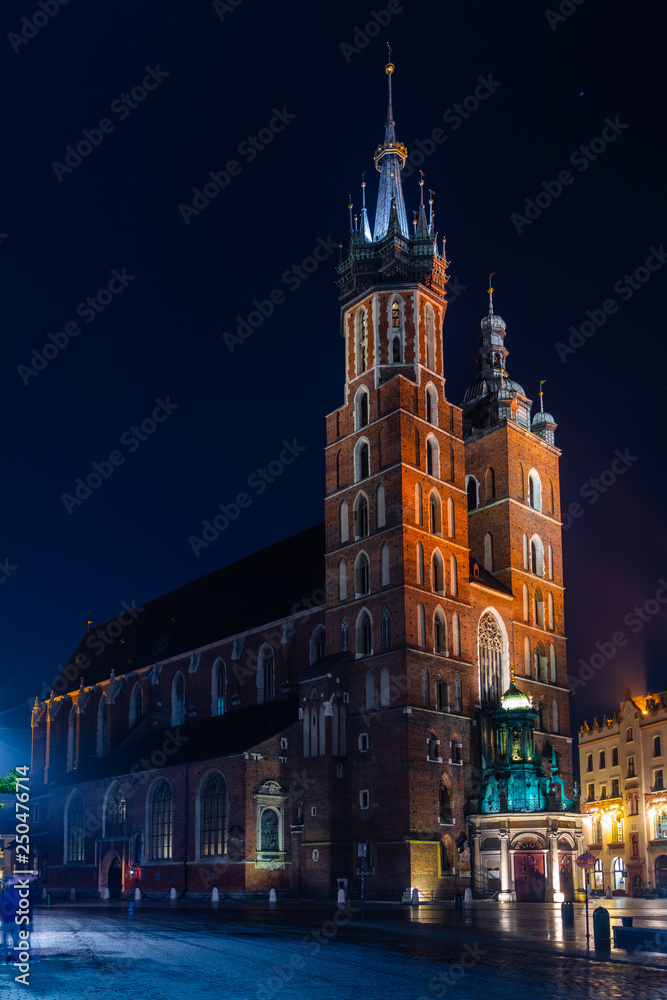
[51,699,299,785]
[56,523,325,693]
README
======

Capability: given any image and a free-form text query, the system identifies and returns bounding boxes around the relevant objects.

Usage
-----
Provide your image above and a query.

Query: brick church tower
[316,57,574,897]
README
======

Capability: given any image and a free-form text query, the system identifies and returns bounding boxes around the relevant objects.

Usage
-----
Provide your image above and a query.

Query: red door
[514,852,546,901]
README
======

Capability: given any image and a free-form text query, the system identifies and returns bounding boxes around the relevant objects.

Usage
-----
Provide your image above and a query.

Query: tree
[0,770,19,805]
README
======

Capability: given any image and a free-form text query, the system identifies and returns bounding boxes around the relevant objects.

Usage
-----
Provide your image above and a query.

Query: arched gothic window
[105,783,126,838]
[485,467,496,500]
[66,791,85,863]
[338,558,347,600]
[211,660,225,716]
[425,306,435,370]
[415,482,423,525]
[340,617,349,652]
[376,483,386,527]
[429,491,442,534]
[260,809,280,852]
[172,672,185,726]
[149,780,173,860]
[550,644,557,683]
[365,669,375,710]
[548,593,555,631]
[356,309,367,374]
[380,666,390,707]
[258,645,274,704]
[453,675,462,714]
[339,500,349,543]
[552,699,559,735]
[528,470,542,511]
[355,553,370,597]
[130,682,143,727]
[432,551,445,594]
[355,440,370,481]
[426,384,438,426]
[524,636,531,677]
[354,493,369,538]
[200,773,226,857]
[434,609,447,654]
[357,611,372,656]
[391,300,400,328]
[452,612,461,657]
[426,436,440,478]
[310,625,326,664]
[466,476,478,511]
[450,555,458,597]
[447,497,454,538]
[484,532,493,572]
[355,387,369,429]
[381,543,390,586]
[479,612,504,705]
[531,536,544,577]
[417,541,425,585]
[381,604,391,649]
[417,603,426,648]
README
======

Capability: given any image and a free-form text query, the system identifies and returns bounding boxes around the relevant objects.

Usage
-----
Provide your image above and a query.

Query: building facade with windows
[578,689,667,895]
[29,62,575,902]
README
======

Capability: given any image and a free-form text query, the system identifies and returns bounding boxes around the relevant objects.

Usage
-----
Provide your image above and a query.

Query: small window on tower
[392,337,401,363]
[392,302,400,328]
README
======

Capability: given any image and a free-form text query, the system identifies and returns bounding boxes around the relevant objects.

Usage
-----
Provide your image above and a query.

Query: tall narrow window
[426,384,438,426]
[355,553,370,597]
[66,791,85,863]
[392,301,400,328]
[417,542,424,585]
[356,388,369,429]
[426,306,435,370]
[376,483,386,528]
[434,609,447,654]
[518,463,525,500]
[105,783,126,839]
[200,773,226,857]
[381,544,390,586]
[454,675,462,714]
[452,613,461,657]
[130,682,143,727]
[548,545,554,580]
[523,533,529,571]
[426,436,440,478]
[484,533,493,572]
[415,483,423,525]
[356,309,367,374]
[447,497,454,538]
[549,481,555,515]
[354,493,369,538]
[450,555,458,597]
[365,669,375,710]
[211,660,225,717]
[258,645,274,704]
[339,500,349,543]
[548,593,555,630]
[552,699,559,734]
[432,551,444,594]
[391,335,401,362]
[357,611,372,656]
[260,809,280,852]
[524,636,531,677]
[340,617,349,652]
[429,491,442,534]
[310,626,326,664]
[485,467,496,501]
[66,706,75,772]
[172,672,185,726]
[522,584,529,621]
[381,604,391,649]
[528,470,542,511]
[466,477,478,511]
[531,536,544,577]
[338,558,347,600]
[421,667,429,707]
[417,603,426,648]
[479,611,504,705]
[355,440,370,481]
[96,696,107,758]
[149,780,173,861]
[380,666,390,707]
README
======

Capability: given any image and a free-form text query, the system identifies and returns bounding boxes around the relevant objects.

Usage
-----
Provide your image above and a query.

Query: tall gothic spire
[373,50,409,240]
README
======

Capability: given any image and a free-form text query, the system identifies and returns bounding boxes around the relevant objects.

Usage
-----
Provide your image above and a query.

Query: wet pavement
[2,898,667,999]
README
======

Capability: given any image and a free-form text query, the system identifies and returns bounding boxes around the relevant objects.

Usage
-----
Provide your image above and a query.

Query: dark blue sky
[1,0,665,775]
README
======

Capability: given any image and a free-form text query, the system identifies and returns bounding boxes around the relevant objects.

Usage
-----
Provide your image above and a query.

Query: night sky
[1,0,665,777]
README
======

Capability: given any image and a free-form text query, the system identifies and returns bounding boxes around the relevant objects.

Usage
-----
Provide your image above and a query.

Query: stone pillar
[548,831,562,902]
[498,831,511,902]
[472,833,483,896]
[574,833,586,901]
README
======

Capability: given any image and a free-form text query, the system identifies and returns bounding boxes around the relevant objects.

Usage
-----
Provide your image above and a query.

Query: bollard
[593,906,610,944]
[561,901,574,925]
[411,888,420,907]
[41,888,47,900]
[211,887,220,902]
[134,887,142,901]
[464,888,472,904]
[45,892,52,907]
[454,894,463,911]
[101,888,110,900]
[269,888,277,904]
[337,888,346,907]
[169,887,178,900]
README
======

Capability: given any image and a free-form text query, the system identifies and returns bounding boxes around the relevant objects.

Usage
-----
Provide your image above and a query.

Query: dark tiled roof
[53,699,298,786]
[469,556,514,597]
[298,651,352,683]
[57,524,325,692]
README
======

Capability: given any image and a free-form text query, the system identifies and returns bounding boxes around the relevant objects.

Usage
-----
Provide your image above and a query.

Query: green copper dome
[499,681,533,712]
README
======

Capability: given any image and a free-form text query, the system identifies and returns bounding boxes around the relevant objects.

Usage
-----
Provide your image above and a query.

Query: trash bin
[45,892,52,907]
[454,893,463,911]
[593,906,610,943]
[561,901,574,925]
[621,916,634,927]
